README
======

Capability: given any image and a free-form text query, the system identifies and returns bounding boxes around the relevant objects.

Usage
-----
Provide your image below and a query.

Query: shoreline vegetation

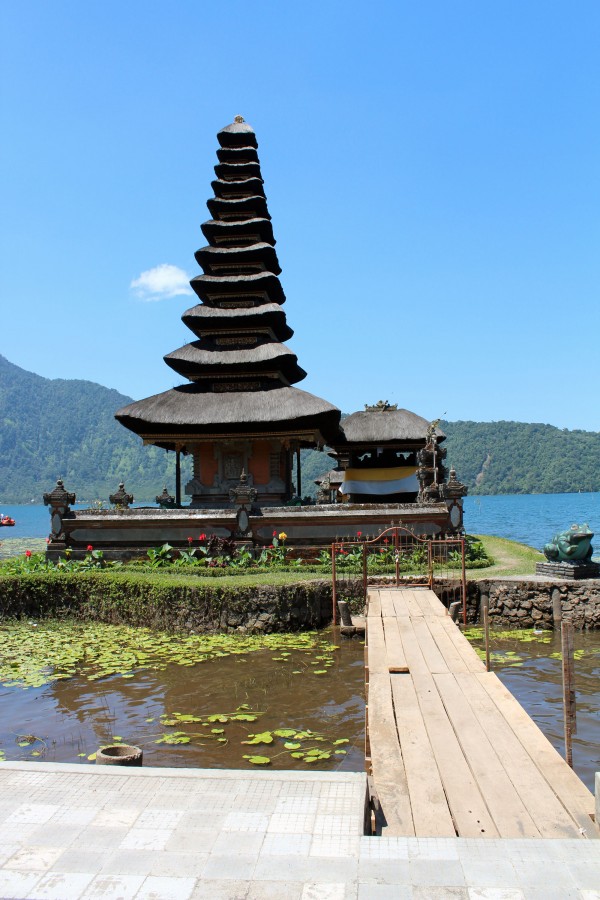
[0,536,547,635]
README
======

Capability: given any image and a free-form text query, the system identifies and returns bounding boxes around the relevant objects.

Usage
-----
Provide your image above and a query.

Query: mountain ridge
[1,355,599,502]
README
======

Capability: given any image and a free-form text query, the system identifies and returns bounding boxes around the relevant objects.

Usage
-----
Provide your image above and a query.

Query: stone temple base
[536,560,600,580]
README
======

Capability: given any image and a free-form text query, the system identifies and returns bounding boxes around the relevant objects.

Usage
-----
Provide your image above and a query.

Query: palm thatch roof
[181,303,292,341]
[115,384,341,440]
[339,409,446,444]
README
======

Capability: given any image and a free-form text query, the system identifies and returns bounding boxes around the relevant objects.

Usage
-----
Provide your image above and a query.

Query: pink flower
[199,533,206,541]
[187,536,193,544]
[25,550,32,558]
[87,545,93,552]
[357,531,362,538]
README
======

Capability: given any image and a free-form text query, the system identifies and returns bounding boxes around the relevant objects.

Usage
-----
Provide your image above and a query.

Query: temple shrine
[45,117,467,556]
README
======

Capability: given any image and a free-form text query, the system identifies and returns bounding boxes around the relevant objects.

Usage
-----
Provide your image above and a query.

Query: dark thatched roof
[200,217,275,245]
[216,145,259,164]
[214,161,261,180]
[181,303,293,341]
[211,177,265,199]
[207,195,269,220]
[164,341,307,384]
[218,119,258,149]
[194,242,281,275]
[115,384,341,439]
[338,409,446,444]
[190,271,286,305]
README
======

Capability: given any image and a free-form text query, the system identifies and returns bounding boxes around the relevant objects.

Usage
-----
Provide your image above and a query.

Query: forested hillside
[2,355,599,502]
[441,420,600,495]
[0,355,186,503]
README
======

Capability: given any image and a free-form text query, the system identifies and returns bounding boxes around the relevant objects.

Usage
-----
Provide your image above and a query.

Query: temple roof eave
[189,272,286,305]
[115,384,342,442]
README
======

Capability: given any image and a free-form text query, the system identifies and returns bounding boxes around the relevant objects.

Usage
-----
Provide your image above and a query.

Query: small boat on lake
[0,515,15,526]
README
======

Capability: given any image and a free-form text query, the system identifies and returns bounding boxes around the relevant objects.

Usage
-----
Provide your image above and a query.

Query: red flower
[87,545,93,552]
[384,538,389,544]
[25,550,32,558]
[187,536,193,544]
[357,531,362,538]
[199,533,206,541]
[269,544,274,549]
[272,530,277,537]
[380,548,385,554]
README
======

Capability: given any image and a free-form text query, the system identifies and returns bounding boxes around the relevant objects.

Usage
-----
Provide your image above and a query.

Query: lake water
[3,492,600,550]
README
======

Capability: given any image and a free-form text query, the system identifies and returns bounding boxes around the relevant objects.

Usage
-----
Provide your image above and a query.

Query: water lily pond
[466,627,600,792]
[0,622,365,770]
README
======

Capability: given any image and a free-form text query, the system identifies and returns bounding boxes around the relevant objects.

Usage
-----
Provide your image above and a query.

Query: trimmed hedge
[0,571,364,633]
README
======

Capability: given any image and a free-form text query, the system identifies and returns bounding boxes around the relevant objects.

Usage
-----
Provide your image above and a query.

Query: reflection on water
[467,629,600,792]
[0,627,366,772]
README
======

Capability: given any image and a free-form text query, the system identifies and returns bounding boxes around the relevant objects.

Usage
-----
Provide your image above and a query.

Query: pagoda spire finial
[234,115,245,123]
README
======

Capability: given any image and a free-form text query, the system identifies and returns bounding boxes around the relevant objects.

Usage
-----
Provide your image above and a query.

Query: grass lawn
[467,534,544,578]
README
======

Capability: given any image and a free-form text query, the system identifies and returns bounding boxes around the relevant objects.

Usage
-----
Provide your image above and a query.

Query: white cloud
[130,264,193,301]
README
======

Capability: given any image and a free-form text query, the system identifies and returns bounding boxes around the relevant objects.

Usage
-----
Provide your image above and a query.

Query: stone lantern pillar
[43,479,76,548]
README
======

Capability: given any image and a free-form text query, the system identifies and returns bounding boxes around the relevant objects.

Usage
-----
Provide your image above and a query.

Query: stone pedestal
[535,560,600,580]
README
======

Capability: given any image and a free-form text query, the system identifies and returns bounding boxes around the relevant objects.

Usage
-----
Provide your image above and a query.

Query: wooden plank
[367,589,381,618]
[368,672,415,836]
[475,672,597,837]
[454,672,585,839]
[424,618,470,674]
[433,673,541,838]
[411,617,449,674]
[367,614,388,676]
[390,674,456,836]
[399,590,424,618]
[436,615,487,673]
[382,617,409,673]
[394,615,430,678]
[380,590,398,618]
[414,589,448,617]
[410,667,499,837]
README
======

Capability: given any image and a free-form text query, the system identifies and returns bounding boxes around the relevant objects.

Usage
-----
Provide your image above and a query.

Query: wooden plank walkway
[366,587,598,840]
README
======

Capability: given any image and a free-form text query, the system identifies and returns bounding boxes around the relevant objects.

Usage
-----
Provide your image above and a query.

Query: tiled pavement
[0,763,599,899]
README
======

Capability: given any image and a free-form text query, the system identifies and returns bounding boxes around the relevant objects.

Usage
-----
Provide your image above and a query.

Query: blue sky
[1,1,599,430]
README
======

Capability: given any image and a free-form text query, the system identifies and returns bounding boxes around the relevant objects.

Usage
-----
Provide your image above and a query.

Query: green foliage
[0,619,341,688]
[440,419,600,495]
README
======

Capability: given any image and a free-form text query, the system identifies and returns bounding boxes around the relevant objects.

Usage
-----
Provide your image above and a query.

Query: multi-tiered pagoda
[116,117,340,507]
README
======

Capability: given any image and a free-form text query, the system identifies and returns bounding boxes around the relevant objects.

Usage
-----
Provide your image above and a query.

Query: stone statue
[543,523,594,563]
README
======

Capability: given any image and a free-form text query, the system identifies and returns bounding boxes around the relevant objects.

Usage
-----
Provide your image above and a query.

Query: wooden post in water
[561,621,576,768]
[483,603,491,672]
[331,544,337,625]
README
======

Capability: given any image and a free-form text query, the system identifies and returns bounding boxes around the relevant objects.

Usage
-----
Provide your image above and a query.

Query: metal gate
[331,525,467,624]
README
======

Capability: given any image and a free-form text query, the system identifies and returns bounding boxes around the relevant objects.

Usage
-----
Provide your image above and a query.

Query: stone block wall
[469,579,600,629]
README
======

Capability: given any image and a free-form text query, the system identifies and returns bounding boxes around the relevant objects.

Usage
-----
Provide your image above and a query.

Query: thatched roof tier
[338,409,446,444]
[181,303,292,341]
[200,217,275,246]
[214,161,262,180]
[207,195,269,220]
[194,242,281,275]
[216,145,259,165]
[211,177,265,200]
[217,120,258,149]
[115,384,341,442]
[164,340,307,384]
[190,271,285,305]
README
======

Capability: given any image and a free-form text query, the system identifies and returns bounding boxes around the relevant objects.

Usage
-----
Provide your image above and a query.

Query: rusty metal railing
[331,526,467,624]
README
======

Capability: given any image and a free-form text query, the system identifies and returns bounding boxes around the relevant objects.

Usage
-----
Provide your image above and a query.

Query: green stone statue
[543,523,594,562]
